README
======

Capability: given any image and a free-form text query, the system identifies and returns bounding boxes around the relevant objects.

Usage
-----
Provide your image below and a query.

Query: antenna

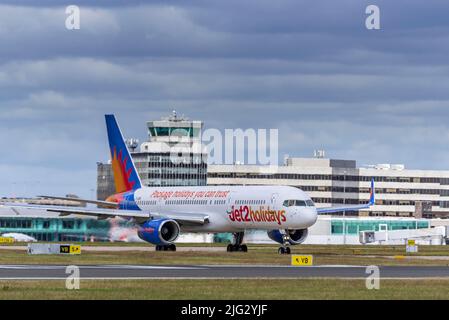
[125,138,139,152]
[314,149,326,159]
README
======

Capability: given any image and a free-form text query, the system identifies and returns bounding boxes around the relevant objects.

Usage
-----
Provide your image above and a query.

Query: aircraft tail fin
[105,114,142,194]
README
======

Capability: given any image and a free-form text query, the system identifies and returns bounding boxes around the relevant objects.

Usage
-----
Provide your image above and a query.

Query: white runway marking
[0,264,364,270]
[313,265,365,268]
[0,265,206,270]
[95,265,206,270]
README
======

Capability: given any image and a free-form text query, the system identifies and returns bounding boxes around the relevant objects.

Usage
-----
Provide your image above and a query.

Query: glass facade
[0,217,111,241]
[149,127,200,138]
[208,172,444,184]
[330,219,430,235]
[133,152,207,187]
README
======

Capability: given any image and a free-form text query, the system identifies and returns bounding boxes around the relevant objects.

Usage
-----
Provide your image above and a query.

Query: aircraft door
[271,193,280,209]
[227,191,236,207]
[157,198,164,213]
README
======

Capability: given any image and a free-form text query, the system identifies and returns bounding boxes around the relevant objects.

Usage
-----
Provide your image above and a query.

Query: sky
[1,0,449,198]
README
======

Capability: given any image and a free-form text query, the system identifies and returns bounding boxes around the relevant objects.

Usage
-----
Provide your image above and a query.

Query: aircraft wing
[0,203,209,226]
[316,178,375,215]
[38,195,118,208]
[316,203,372,214]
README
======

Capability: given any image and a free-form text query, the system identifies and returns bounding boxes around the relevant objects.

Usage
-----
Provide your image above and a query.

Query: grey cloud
[0,1,448,197]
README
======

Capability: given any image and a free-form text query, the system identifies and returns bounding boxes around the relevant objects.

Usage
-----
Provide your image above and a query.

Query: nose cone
[304,207,318,227]
[290,207,318,229]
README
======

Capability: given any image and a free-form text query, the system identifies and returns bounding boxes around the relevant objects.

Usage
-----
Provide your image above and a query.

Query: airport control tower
[132,110,207,187]
[97,111,207,199]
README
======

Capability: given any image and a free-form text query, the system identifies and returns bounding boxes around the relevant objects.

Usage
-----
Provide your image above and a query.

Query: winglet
[369,178,375,205]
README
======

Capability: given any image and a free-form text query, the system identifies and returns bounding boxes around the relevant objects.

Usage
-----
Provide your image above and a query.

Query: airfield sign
[291,255,313,266]
[406,239,418,253]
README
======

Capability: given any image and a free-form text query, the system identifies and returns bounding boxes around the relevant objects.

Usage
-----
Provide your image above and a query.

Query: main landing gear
[155,244,176,251]
[278,247,291,255]
[227,231,248,252]
[278,232,291,255]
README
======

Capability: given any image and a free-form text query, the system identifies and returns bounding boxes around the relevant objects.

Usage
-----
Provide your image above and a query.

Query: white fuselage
[132,185,318,233]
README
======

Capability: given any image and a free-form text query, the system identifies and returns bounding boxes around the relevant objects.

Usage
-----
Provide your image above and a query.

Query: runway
[0,246,225,252]
[0,264,448,279]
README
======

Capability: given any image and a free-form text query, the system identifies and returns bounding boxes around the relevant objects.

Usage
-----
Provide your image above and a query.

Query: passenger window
[283,200,290,207]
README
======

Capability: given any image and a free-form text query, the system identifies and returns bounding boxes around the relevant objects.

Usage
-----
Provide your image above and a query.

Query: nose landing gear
[226,232,248,252]
[278,232,292,255]
[278,247,291,255]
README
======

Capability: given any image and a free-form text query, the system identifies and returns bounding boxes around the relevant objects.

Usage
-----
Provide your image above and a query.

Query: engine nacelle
[267,229,308,245]
[137,219,180,245]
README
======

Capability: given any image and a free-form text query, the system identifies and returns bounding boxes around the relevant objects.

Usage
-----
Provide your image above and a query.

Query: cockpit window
[306,200,315,207]
[283,199,313,207]
[295,200,307,206]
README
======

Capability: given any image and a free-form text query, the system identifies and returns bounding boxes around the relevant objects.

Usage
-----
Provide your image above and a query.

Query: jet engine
[267,229,308,245]
[137,219,180,245]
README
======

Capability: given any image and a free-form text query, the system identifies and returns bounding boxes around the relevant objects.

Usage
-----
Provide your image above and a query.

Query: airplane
[1,233,37,242]
[1,115,375,254]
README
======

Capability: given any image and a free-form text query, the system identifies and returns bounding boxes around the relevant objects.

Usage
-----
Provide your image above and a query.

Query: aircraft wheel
[285,247,291,254]
[278,247,286,255]
[169,244,176,251]
[227,244,233,252]
[155,245,161,251]
[241,244,248,252]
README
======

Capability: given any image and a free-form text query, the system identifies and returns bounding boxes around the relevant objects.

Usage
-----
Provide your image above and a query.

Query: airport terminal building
[207,156,449,218]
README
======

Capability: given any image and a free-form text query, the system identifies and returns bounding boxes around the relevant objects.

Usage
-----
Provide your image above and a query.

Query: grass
[5,241,449,253]
[1,244,449,266]
[0,279,448,299]
[0,244,448,300]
